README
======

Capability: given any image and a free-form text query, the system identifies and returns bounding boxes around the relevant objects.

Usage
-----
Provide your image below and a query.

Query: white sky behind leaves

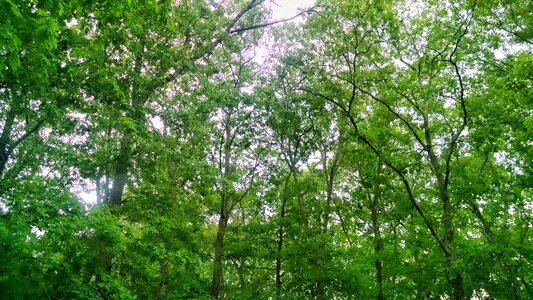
[78,0,315,205]
[271,0,315,19]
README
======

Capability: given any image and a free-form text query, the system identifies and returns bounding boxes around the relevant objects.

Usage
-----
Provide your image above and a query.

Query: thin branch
[302,87,450,256]
[229,6,315,34]
[355,86,428,151]
[6,118,47,156]
[443,8,474,189]
[230,110,254,146]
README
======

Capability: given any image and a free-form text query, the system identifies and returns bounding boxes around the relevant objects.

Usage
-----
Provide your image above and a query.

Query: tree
[2,0,530,298]
[289,0,531,298]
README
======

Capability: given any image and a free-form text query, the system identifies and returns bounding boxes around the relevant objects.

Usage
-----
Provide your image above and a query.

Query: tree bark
[315,142,342,300]
[0,109,15,177]
[422,108,465,300]
[211,111,233,299]
[275,185,287,299]
[0,108,46,179]
[108,133,132,206]
[371,162,384,300]
[158,258,169,300]
[322,143,341,233]
[211,209,228,299]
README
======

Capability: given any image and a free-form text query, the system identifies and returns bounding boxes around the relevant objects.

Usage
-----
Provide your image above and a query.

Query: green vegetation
[0,0,531,299]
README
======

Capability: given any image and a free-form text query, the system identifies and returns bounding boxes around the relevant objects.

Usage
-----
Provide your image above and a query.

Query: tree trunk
[439,184,464,300]
[108,52,146,207]
[371,163,384,300]
[211,111,233,299]
[158,258,169,300]
[0,108,45,179]
[322,145,341,233]
[423,114,464,300]
[316,144,342,299]
[276,191,287,299]
[108,134,132,206]
[211,201,229,299]
[0,109,15,177]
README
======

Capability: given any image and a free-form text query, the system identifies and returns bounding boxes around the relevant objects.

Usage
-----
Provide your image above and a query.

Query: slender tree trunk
[316,144,342,300]
[436,173,464,300]
[109,134,132,206]
[96,176,101,204]
[0,109,15,177]
[104,166,110,202]
[0,108,45,179]
[439,184,464,300]
[211,208,228,299]
[211,112,233,299]
[108,52,146,207]
[158,258,169,300]
[291,166,306,221]
[371,162,384,300]
[95,54,146,297]
[276,190,287,299]
[432,172,464,299]
[322,145,340,233]
[96,136,132,285]
[423,113,464,300]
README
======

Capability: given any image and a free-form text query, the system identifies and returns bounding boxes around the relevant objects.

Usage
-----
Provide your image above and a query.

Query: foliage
[1,0,530,299]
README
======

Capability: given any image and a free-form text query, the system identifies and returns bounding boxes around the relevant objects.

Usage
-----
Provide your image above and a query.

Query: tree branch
[302,87,450,257]
[229,6,315,34]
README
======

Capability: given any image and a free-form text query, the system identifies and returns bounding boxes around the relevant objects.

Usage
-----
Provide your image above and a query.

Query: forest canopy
[0,0,531,299]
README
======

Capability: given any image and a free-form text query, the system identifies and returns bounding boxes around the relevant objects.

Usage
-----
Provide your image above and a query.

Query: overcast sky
[78,0,317,205]
[271,0,315,19]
